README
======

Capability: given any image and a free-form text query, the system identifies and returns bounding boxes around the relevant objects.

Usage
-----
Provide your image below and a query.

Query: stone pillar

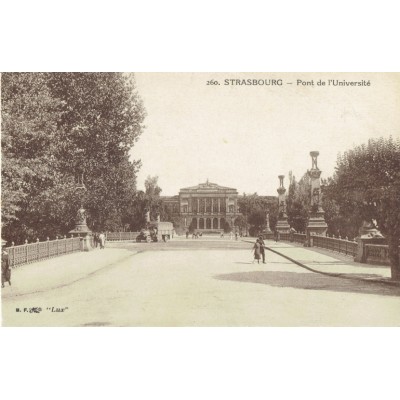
[211,198,214,214]
[276,175,290,233]
[197,198,200,213]
[218,217,220,229]
[218,198,221,213]
[265,211,272,233]
[305,151,328,246]
[197,218,199,229]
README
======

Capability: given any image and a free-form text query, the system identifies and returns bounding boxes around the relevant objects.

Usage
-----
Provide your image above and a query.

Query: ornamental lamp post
[276,175,290,233]
[305,151,328,246]
[69,173,92,251]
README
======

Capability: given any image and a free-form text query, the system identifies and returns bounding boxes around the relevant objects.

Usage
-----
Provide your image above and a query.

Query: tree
[1,73,76,243]
[238,193,276,235]
[1,73,146,243]
[45,73,145,232]
[222,220,231,233]
[326,137,400,280]
[234,215,247,235]
[286,173,310,233]
[248,210,266,233]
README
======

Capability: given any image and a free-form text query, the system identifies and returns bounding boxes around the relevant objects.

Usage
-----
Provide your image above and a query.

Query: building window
[220,200,226,213]
[206,198,212,213]
[213,199,218,213]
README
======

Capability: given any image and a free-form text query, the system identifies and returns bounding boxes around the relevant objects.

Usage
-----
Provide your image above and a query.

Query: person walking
[274,229,280,243]
[258,236,266,264]
[1,240,11,288]
[98,232,106,249]
[252,239,261,264]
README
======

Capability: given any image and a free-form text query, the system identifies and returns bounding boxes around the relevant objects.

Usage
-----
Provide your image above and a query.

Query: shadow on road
[214,271,400,297]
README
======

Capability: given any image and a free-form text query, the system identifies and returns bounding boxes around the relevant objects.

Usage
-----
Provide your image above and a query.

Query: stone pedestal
[69,207,92,251]
[265,212,272,233]
[354,236,386,263]
[306,213,327,246]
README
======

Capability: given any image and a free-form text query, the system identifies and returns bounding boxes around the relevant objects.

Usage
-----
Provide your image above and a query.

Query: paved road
[2,240,400,326]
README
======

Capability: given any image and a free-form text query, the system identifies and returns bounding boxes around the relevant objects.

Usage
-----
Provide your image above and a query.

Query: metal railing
[105,232,139,241]
[262,231,357,257]
[312,235,358,257]
[293,233,307,245]
[6,237,81,268]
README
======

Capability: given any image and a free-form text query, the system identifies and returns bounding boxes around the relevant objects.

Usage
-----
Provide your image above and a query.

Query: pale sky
[131,73,400,196]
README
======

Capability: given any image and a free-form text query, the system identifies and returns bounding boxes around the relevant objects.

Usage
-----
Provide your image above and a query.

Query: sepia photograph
[1,72,400,327]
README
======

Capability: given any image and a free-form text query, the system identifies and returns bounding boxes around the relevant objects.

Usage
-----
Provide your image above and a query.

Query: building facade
[162,181,241,234]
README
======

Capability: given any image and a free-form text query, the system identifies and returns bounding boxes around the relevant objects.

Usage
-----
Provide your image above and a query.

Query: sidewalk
[1,248,135,299]
[263,240,395,283]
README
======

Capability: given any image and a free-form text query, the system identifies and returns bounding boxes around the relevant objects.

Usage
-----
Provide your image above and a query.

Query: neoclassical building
[161,181,241,233]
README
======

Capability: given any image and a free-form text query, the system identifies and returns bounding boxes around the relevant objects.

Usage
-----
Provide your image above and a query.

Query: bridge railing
[6,237,82,268]
[263,231,357,258]
[312,235,358,257]
[105,232,139,241]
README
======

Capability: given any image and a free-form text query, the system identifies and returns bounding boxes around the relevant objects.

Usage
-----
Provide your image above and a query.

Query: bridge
[2,237,399,327]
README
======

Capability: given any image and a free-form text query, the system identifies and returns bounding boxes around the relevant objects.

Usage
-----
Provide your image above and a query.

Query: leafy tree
[248,210,266,231]
[321,177,363,239]
[45,73,145,232]
[238,193,276,235]
[326,137,400,280]
[1,73,77,243]
[286,173,310,233]
[222,220,231,233]
[188,219,197,233]
[1,73,146,243]
[234,215,247,235]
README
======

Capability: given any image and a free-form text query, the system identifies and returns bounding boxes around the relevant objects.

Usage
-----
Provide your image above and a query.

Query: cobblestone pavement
[2,239,399,326]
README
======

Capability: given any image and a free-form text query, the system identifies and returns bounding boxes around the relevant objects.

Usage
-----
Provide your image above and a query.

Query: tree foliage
[238,193,276,235]
[286,173,310,233]
[1,73,146,243]
[324,137,400,279]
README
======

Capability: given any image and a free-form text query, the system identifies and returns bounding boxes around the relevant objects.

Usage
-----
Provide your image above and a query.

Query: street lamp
[69,173,92,251]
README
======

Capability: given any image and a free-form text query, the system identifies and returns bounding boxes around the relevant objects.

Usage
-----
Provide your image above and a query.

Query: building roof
[180,180,237,192]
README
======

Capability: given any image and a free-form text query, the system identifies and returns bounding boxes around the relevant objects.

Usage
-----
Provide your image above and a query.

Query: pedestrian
[235,233,238,241]
[186,231,189,239]
[274,229,280,243]
[258,235,266,264]
[1,240,11,288]
[252,239,261,264]
[98,232,106,249]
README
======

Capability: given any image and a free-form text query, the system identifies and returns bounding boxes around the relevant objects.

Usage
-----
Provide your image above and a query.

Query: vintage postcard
[1,72,399,327]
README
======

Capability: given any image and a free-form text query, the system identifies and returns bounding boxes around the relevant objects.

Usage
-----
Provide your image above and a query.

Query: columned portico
[163,181,241,234]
